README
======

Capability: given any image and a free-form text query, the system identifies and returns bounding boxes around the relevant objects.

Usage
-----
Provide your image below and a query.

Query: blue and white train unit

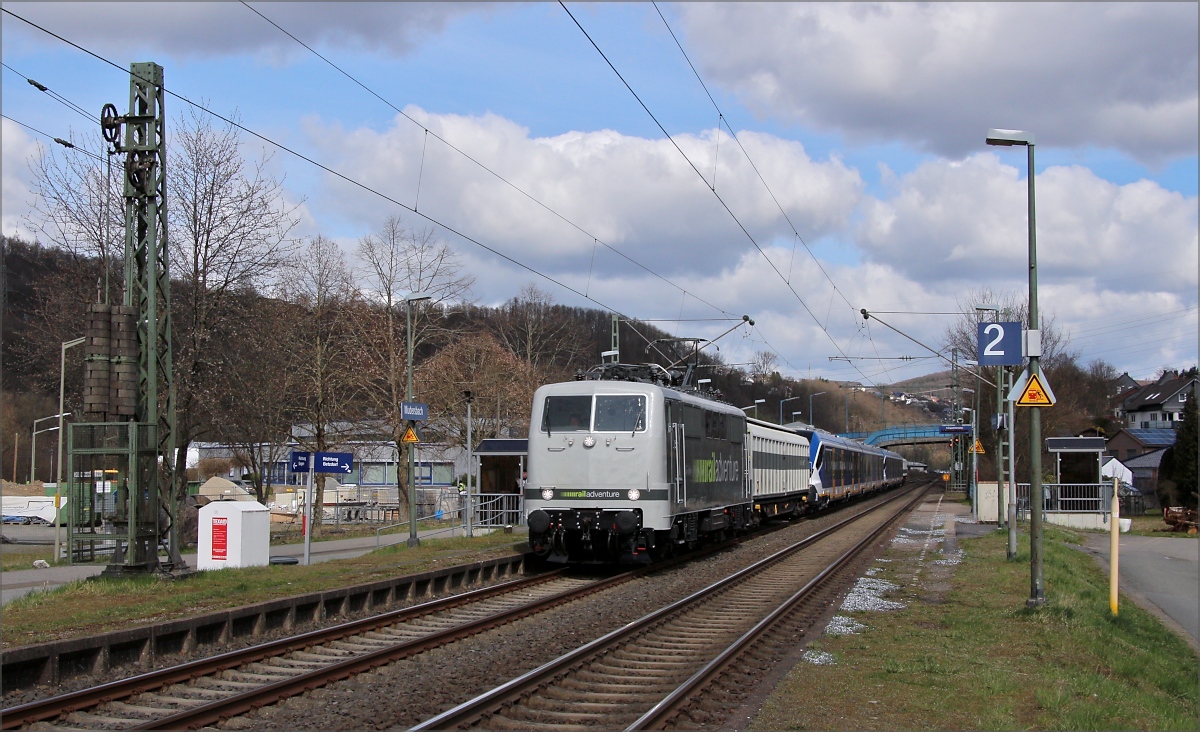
[524,364,907,563]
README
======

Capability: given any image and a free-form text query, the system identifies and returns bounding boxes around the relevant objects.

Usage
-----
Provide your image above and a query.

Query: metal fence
[474,493,524,527]
[1015,482,1113,518]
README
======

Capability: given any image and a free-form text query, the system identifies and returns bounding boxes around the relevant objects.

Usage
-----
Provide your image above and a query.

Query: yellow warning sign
[970,439,986,455]
[401,426,420,443]
[1016,372,1055,407]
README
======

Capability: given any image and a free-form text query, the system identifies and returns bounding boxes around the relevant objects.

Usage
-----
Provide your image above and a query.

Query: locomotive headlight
[583,436,596,448]
[541,489,554,501]
[627,489,640,501]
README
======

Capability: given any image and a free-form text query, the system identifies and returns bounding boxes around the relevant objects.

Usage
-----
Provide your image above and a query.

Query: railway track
[3,484,922,731]
[3,514,791,731]
[414,481,929,731]
[3,570,621,731]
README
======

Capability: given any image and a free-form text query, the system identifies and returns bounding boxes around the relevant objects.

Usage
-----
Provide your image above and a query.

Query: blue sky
[3,2,1196,383]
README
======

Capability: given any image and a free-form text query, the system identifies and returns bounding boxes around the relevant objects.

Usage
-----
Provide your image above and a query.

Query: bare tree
[279,235,361,534]
[25,133,123,301]
[169,109,303,504]
[355,216,474,498]
[207,295,304,504]
[749,350,780,383]
[419,330,541,453]
[23,111,303,509]
[492,283,585,373]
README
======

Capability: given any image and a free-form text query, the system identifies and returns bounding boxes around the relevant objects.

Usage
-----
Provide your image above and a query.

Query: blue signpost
[977,322,1023,366]
[290,451,310,473]
[401,402,429,422]
[315,452,353,475]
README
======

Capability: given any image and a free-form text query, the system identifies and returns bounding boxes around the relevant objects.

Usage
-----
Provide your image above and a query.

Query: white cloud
[677,3,1198,162]
[2,2,483,60]
[1,119,41,240]
[306,107,865,280]
[856,153,1199,297]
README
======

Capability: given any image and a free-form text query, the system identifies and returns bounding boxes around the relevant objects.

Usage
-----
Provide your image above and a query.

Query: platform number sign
[977,322,1023,366]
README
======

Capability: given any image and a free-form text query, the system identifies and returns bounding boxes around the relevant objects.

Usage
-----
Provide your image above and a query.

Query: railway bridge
[839,424,960,449]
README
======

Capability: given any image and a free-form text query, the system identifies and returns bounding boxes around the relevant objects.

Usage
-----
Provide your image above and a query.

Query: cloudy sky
[3,2,1196,384]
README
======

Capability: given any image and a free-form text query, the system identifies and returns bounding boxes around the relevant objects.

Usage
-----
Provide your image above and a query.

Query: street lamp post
[779,396,803,425]
[30,414,67,483]
[56,336,86,563]
[809,392,827,428]
[405,293,432,548]
[741,399,766,419]
[987,127,1044,607]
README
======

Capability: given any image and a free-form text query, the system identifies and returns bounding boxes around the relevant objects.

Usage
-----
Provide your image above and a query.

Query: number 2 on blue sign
[983,324,1005,356]
[977,322,1022,366]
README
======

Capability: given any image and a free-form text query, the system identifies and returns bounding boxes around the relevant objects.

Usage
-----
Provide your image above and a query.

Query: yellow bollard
[1109,476,1119,616]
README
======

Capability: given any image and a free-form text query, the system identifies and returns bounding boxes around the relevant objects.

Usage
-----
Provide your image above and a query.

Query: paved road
[1081,532,1199,651]
[1,523,517,605]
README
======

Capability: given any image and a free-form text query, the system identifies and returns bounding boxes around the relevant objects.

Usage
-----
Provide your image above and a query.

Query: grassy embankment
[1,531,526,649]
[754,526,1198,730]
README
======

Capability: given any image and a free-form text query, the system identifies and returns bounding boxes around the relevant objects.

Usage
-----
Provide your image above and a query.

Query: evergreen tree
[1158,385,1198,509]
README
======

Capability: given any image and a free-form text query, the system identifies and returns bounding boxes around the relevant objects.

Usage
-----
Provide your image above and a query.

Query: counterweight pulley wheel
[101,103,122,144]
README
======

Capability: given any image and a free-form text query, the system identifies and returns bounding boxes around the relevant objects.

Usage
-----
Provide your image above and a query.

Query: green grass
[2,531,528,649]
[0,544,55,572]
[752,526,1199,730]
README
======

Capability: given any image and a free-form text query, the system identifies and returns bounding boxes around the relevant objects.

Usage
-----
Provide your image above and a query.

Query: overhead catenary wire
[237,1,733,321]
[2,62,97,124]
[560,1,873,386]
[652,2,862,323]
[2,113,107,163]
[1,7,743,354]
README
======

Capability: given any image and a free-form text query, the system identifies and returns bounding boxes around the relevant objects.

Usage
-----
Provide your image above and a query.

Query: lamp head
[405,292,433,303]
[986,128,1035,146]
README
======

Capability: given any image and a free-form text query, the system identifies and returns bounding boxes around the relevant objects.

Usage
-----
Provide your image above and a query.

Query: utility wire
[651,2,857,315]
[1,113,106,163]
[0,7,717,347]
[238,1,733,321]
[2,62,98,124]
[560,1,872,385]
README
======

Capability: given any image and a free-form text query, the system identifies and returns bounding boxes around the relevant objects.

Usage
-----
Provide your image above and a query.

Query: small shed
[1046,437,1106,484]
[474,439,527,494]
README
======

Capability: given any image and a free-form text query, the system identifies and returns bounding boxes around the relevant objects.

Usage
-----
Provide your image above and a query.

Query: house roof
[1121,373,1195,412]
[1125,448,1168,469]
[1120,428,1179,448]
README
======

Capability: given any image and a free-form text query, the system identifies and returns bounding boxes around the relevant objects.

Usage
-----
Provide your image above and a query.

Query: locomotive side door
[666,400,686,506]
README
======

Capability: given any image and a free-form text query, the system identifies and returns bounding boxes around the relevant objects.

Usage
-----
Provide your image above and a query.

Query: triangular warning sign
[1016,372,1055,407]
[402,425,420,443]
[970,439,986,454]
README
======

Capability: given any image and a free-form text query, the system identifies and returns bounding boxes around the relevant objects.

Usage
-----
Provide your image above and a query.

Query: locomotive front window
[541,395,593,432]
[594,395,647,432]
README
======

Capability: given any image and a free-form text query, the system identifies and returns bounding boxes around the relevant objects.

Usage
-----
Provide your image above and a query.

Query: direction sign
[401,402,429,421]
[290,451,310,472]
[977,322,1023,366]
[314,452,354,474]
